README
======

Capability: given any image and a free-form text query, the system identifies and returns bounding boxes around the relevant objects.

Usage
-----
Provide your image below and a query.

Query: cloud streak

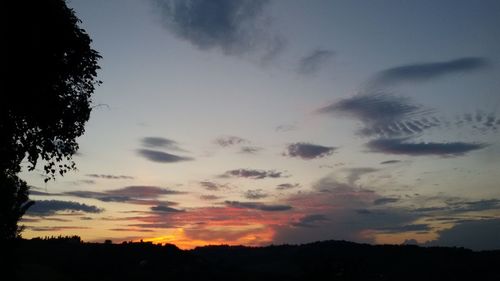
[284,143,336,160]
[137,149,193,163]
[222,168,285,179]
[27,200,103,216]
[297,49,334,75]
[225,200,292,211]
[372,57,490,86]
[367,138,487,156]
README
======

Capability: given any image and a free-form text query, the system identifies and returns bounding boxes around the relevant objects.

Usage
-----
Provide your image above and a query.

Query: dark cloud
[215,135,247,147]
[276,183,300,190]
[65,186,184,205]
[291,214,329,228]
[141,137,182,150]
[376,223,431,233]
[317,93,439,138]
[372,57,490,86]
[105,186,184,197]
[28,226,90,232]
[128,223,176,229]
[150,205,184,213]
[199,181,227,191]
[240,146,262,154]
[225,200,292,211]
[29,190,61,196]
[244,189,268,200]
[273,175,420,245]
[297,49,334,75]
[424,219,500,250]
[373,197,399,205]
[137,149,193,163]
[366,138,487,156]
[152,0,280,56]
[27,200,103,216]
[222,168,285,179]
[284,143,336,159]
[86,174,134,180]
[380,160,401,165]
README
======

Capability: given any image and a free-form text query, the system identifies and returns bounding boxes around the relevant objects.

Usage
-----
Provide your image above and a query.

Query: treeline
[9,238,500,281]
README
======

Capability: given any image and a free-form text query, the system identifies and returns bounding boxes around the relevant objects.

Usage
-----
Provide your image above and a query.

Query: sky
[21,0,500,250]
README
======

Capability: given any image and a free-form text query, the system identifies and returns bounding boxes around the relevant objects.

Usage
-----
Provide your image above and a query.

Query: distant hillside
[5,238,500,281]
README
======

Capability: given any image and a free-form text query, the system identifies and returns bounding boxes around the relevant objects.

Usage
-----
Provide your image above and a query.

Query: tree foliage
[1,0,100,240]
[2,0,101,179]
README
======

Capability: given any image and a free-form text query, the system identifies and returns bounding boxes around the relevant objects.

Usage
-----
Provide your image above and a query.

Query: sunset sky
[21,0,500,250]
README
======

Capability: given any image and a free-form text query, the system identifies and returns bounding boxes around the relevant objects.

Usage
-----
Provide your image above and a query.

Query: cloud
[214,135,247,147]
[375,223,431,233]
[240,146,262,154]
[106,186,183,197]
[200,194,223,201]
[284,143,336,159]
[366,138,487,156]
[345,167,378,185]
[424,219,500,250]
[151,205,184,213]
[371,57,490,86]
[152,0,280,56]
[373,197,399,205]
[27,226,90,232]
[275,124,297,132]
[273,175,420,244]
[244,189,268,199]
[291,214,329,228]
[65,186,184,205]
[276,183,300,190]
[225,200,292,211]
[380,160,401,165]
[27,200,103,216]
[137,149,193,163]
[86,174,134,180]
[222,168,285,179]
[297,49,334,75]
[141,137,182,149]
[199,181,227,191]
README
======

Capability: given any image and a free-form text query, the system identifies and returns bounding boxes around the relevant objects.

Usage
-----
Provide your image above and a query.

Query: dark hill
[4,238,500,280]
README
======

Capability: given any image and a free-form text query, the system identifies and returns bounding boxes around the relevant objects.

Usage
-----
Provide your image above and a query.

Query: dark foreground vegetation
[3,237,500,281]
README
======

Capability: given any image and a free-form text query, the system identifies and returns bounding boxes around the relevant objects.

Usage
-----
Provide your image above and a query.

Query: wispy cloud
[371,57,490,86]
[151,205,185,213]
[276,183,300,190]
[366,138,487,156]
[214,135,247,147]
[27,200,103,216]
[141,137,185,151]
[284,143,336,159]
[86,174,134,180]
[244,189,268,199]
[65,186,185,205]
[297,49,334,75]
[137,149,193,163]
[222,168,285,179]
[240,146,262,154]
[225,200,292,211]
[318,93,433,138]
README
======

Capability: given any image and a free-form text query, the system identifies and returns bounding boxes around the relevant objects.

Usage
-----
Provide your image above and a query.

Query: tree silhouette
[1,0,101,240]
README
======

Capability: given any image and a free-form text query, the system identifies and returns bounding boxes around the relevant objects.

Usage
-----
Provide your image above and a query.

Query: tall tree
[1,0,101,240]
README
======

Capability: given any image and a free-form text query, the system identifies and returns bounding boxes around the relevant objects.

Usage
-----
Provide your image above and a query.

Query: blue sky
[21,0,500,250]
